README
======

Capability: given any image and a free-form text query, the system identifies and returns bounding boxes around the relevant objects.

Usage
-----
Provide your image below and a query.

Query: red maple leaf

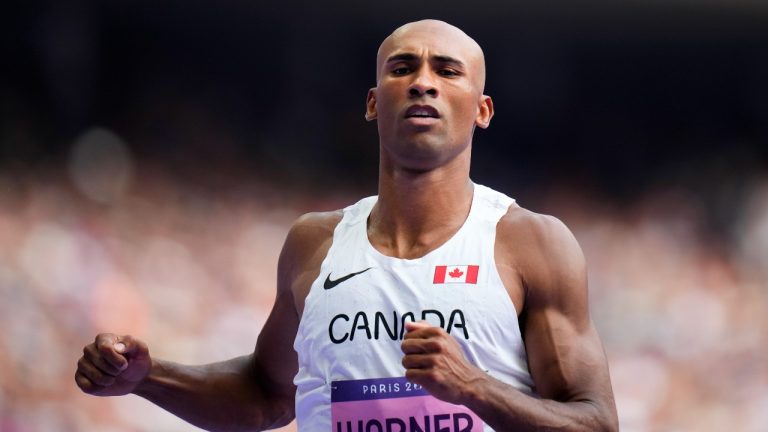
[449,268,464,278]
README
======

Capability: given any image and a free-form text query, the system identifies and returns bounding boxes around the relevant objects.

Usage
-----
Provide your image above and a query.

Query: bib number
[331,377,483,432]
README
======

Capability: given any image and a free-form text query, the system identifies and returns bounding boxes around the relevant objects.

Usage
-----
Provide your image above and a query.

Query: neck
[369,148,474,259]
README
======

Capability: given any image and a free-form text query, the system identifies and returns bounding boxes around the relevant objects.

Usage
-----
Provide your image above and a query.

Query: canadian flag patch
[433,265,479,284]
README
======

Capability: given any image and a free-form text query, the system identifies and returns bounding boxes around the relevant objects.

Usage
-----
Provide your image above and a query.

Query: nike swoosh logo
[323,268,372,290]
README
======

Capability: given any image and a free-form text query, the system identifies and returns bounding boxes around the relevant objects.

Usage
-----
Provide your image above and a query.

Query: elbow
[268,406,296,430]
[591,401,619,432]
[258,395,295,431]
[573,397,617,432]
[230,390,294,432]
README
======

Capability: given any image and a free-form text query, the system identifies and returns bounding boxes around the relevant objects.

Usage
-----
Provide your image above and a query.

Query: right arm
[75,211,340,431]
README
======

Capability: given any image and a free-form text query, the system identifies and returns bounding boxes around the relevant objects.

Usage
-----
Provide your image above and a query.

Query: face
[366,20,494,171]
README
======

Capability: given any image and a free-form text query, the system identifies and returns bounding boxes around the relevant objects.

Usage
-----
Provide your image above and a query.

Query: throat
[369,230,450,260]
[367,182,474,259]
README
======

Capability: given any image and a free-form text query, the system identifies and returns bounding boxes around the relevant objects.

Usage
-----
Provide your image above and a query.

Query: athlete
[76,20,618,431]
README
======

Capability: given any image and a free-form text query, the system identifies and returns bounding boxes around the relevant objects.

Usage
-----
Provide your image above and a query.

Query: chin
[394,144,457,173]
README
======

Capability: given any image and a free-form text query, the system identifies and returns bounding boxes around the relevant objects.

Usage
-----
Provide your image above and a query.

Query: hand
[75,333,152,396]
[400,321,486,405]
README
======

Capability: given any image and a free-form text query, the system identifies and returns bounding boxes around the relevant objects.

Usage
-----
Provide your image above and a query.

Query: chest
[301,246,523,349]
[294,252,525,320]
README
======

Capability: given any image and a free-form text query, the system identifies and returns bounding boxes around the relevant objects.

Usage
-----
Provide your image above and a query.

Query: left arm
[401,211,618,431]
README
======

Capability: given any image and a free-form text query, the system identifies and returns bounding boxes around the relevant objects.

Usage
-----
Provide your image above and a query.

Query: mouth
[404,104,440,119]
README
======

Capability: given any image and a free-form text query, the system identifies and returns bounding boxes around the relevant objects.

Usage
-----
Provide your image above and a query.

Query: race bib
[331,376,484,432]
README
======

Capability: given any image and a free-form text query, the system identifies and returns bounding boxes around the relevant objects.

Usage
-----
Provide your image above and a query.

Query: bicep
[250,212,339,401]
[234,282,298,427]
[252,283,300,399]
[248,226,304,406]
[523,306,610,402]
[518,216,613,404]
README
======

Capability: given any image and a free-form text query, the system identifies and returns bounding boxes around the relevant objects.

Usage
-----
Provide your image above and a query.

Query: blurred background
[2,1,767,431]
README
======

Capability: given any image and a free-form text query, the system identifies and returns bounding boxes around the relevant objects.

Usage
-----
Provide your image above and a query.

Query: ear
[365,88,377,121]
[475,95,494,129]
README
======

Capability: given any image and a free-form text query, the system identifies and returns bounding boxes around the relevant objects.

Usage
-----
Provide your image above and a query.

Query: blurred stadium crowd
[0,126,766,431]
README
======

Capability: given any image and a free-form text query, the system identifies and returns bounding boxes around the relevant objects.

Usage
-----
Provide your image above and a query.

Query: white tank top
[293,184,536,431]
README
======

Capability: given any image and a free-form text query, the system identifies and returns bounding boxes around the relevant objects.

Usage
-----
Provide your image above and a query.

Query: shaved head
[376,20,487,93]
[366,19,495,171]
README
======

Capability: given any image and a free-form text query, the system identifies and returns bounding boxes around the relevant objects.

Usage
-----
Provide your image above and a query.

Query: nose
[408,69,438,98]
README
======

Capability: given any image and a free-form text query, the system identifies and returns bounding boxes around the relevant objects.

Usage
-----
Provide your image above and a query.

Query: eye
[391,67,410,75]
[438,68,460,77]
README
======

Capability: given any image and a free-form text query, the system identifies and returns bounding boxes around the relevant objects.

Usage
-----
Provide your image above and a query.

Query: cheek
[376,81,406,104]
[445,87,480,120]
[375,91,399,120]
[451,99,480,126]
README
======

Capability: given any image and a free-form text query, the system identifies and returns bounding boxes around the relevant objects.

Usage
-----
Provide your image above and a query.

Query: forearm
[132,355,294,432]
[462,374,616,432]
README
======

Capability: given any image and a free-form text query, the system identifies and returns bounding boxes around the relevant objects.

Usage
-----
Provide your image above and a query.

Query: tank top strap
[468,183,516,225]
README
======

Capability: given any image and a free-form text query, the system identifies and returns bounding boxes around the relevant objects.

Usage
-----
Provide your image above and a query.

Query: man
[76,20,618,431]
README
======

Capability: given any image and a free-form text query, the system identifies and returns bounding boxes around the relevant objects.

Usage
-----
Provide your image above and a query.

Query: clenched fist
[400,321,487,405]
[75,334,151,396]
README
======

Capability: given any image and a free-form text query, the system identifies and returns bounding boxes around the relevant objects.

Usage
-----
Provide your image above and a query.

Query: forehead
[377,23,483,68]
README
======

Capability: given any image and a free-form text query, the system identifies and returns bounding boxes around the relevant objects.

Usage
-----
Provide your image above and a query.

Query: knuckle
[92,372,111,386]
[401,342,419,355]
[75,373,93,392]
[96,333,116,348]
[403,356,420,369]
[97,341,113,354]
[96,361,118,376]
[98,375,116,387]
[84,347,100,362]
[84,365,103,381]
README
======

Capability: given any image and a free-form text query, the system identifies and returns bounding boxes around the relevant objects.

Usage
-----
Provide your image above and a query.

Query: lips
[404,105,440,119]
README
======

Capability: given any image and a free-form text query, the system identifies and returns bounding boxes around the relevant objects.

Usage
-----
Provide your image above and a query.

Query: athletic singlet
[293,183,536,431]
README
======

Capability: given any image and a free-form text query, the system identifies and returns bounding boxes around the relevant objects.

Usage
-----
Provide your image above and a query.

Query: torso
[290,202,528,320]
[290,184,536,431]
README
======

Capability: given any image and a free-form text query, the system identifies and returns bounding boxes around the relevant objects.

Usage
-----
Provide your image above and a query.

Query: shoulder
[287,210,344,243]
[280,210,343,275]
[496,204,587,311]
[497,204,580,255]
[275,210,345,313]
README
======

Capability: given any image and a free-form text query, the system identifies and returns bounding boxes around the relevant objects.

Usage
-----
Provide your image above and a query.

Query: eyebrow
[385,53,466,69]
